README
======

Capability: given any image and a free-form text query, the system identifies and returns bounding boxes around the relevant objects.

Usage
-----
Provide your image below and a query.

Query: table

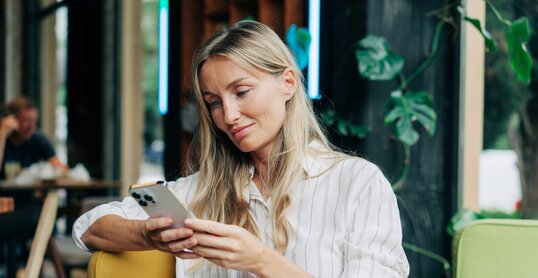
[0,179,120,231]
[0,178,119,192]
[0,179,121,278]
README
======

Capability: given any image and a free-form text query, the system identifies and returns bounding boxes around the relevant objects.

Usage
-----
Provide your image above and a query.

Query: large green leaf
[464,16,497,52]
[447,208,520,236]
[457,5,497,52]
[336,119,369,139]
[286,24,311,71]
[320,109,369,139]
[384,90,437,146]
[447,209,482,237]
[506,17,533,84]
[355,35,404,81]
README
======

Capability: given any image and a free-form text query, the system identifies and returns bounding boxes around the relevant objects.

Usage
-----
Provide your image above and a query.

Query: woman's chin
[233,139,257,153]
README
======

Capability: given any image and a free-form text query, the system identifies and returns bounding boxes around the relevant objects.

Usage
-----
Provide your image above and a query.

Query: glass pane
[138,0,164,182]
[55,6,68,164]
[479,0,533,214]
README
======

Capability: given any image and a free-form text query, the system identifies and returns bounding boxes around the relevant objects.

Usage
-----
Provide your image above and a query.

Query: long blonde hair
[188,20,333,253]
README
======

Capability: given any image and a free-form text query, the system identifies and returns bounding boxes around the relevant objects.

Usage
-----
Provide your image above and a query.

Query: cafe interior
[0,0,311,277]
[2,0,538,277]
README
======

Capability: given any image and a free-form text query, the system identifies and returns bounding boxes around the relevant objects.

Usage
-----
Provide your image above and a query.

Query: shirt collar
[244,140,332,201]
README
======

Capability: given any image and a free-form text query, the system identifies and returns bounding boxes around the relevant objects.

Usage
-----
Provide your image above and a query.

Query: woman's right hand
[143,216,201,258]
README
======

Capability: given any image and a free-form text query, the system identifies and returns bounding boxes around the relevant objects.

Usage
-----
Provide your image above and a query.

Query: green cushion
[453,219,538,278]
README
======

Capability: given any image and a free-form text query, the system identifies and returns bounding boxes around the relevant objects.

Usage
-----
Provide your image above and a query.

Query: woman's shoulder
[308,145,383,177]
[312,153,391,192]
[166,172,200,197]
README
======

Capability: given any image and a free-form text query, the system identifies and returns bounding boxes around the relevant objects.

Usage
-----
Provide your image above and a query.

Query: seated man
[0,96,67,179]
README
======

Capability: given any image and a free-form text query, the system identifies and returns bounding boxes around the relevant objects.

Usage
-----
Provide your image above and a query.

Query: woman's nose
[222,101,240,124]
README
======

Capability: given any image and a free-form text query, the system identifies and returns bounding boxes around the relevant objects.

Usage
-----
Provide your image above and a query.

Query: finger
[190,245,230,260]
[176,250,202,260]
[192,232,233,251]
[184,218,237,236]
[167,237,198,252]
[146,217,174,231]
[160,228,194,242]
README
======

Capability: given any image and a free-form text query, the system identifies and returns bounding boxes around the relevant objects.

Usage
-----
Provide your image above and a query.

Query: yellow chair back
[87,250,176,278]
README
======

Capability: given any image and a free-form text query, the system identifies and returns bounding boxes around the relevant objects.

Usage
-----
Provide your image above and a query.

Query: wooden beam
[458,0,485,211]
[40,0,57,144]
[120,0,142,195]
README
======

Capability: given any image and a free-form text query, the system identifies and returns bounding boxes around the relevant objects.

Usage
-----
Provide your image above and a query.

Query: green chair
[453,218,538,278]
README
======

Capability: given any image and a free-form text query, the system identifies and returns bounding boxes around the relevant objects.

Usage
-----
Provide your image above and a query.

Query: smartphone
[128,181,195,229]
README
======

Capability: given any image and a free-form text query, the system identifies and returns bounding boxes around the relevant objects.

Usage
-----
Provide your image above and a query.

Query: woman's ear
[281,67,297,101]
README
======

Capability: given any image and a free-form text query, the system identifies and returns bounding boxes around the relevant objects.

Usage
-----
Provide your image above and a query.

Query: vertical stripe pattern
[73,155,409,277]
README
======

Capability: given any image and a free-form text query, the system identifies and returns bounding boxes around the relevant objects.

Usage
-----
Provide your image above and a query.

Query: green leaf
[337,120,348,136]
[320,109,335,125]
[447,208,521,237]
[349,124,370,138]
[356,35,404,80]
[461,14,497,51]
[286,24,311,70]
[396,117,419,145]
[506,17,533,84]
[384,90,438,146]
[447,209,482,237]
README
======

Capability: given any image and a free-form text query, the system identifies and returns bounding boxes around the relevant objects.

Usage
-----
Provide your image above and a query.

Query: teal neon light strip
[307,0,320,99]
[158,0,169,114]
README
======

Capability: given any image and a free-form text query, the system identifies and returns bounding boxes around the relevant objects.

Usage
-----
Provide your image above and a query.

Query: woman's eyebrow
[226,76,250,90]
[202,76,251,97]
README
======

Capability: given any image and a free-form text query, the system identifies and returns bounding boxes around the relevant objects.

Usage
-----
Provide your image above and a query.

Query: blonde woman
[73,21,409,277]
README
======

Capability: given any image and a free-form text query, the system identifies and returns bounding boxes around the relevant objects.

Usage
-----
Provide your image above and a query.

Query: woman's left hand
[180,218,270,274]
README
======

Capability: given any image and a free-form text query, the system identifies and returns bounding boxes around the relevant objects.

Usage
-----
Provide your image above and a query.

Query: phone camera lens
[131,192,141,199]
[138,200,147,207]
[144,195,154,202]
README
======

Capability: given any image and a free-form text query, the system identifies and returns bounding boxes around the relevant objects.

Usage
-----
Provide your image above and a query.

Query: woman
[73,20,409,277]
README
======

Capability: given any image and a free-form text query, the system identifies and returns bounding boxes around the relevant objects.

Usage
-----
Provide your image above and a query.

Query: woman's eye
[236,89,250,97]
[208,100,221,108]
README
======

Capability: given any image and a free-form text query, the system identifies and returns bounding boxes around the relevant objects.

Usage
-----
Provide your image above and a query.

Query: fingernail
[184,219,192,225]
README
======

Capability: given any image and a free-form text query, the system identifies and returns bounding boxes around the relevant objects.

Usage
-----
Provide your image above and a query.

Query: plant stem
[398,73,408,90]
[485,0,512,26]
[402,242,451,276]
[392,142,410,191]
[398,20,446,91]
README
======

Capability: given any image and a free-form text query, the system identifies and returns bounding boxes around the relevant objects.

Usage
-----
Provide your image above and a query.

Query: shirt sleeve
[71,196,149,252]
[71,176,194,252]
[341,166,410,278]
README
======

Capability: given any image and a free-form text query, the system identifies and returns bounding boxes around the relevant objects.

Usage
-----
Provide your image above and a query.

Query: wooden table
[0,178,121,231]
[0,178,119,192]
[0,179,121,278]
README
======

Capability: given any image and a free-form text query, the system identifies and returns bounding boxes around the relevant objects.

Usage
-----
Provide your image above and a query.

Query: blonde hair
[188,20,334,253]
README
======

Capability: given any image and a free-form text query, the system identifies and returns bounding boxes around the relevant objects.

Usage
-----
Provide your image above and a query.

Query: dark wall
[0,0,5,102]
[66,0,108,178]
[319,1,459,277]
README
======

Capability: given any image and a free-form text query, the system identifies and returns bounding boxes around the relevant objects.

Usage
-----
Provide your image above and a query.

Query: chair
[87,250,176,278]
[16,192,59,278]
[453,218,538,278]
[53,196,121,277]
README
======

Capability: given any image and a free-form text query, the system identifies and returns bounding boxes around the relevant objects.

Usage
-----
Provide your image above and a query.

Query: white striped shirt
[73,154,409,277]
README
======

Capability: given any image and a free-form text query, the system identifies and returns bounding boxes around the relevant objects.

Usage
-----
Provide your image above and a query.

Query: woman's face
[200,56,295,158]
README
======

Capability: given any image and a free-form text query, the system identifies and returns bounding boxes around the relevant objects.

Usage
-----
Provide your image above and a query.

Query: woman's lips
[231,124,253,139]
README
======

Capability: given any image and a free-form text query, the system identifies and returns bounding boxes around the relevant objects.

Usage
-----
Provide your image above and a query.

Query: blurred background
[1,0,537,277]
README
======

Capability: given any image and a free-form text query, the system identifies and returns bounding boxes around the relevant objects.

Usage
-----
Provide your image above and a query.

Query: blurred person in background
[0,96,68,180]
